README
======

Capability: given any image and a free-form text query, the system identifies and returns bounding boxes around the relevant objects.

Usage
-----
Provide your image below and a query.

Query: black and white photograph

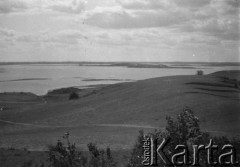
[0,0,239,166]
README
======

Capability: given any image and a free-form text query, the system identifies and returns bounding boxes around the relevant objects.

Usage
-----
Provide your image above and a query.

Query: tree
[69,92,79,100]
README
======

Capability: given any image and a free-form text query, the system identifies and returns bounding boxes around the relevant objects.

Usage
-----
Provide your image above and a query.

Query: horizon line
[0,61,240,64]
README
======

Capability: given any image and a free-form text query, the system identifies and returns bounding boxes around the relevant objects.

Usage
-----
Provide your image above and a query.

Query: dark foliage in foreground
[47,132,117,167]
[20,132,117,167]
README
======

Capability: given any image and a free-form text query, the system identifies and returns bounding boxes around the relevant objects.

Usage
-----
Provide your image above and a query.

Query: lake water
[0,64,239,95]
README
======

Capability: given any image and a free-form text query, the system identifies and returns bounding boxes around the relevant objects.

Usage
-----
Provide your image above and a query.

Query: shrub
[48,132,86,167]
[21,160,33,167]
[196,70,204,75]
[126,130,145,167]
[87,143,117,167]
[234,80,239,89]
[69,92,79,100]
[47,132,117,167]
[49,87,80,95]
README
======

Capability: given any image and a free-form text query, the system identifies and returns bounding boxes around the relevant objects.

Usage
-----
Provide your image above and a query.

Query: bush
[234,80,239,89]
[47,132,117,167]
[21,160,33,167]
[49,87,80,95]
[196,70,204,75]
[69,92,79,100]
[48,132,86,167]
[126,130,145,167]
[87,143,117,167]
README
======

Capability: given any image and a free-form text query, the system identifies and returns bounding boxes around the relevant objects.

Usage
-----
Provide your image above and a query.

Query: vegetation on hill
[46,132,116,167]
[69,92,79,100]
[196,70,204,75]
[48,87,81,95]
[18,133,117,167]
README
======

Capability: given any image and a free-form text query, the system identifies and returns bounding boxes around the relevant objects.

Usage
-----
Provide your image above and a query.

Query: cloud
[16,30,88,45]
[225,0,240,8]
[180,15,239,41]
[48,0,86,14]
[0,28,15,37]
[0,28,86,46]
[0,0,28,13]
[82,0,239,44]
[0,0,86,14]
[0,0,238,63]
[173,0,211,8]
[83,0,212,29]
[84,6,188,29]
[116,0,212,10]
[116,0,211,10]
[0,28,18,47]
[115,0,172,10]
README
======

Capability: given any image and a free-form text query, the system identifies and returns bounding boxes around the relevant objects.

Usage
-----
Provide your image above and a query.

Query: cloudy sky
[0,0,239,62]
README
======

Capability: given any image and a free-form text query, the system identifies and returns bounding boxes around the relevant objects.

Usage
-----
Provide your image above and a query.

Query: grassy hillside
[0,70,239,151]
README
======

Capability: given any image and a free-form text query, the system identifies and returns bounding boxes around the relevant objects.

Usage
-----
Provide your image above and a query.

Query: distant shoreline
[0,61,240,67]
[1,70,239,97]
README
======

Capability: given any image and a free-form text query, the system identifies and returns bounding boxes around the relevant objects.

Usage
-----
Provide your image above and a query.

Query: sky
[0,0,239,62]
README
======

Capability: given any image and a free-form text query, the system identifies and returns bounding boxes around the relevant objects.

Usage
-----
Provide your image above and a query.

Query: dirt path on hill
[0,119,157,129]
[0,119,229,135]
[93,123,159,129]
[0,119,70,128]
[0,98,47,104]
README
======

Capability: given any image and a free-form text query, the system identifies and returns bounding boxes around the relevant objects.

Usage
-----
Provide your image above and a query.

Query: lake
[0,64,239,95]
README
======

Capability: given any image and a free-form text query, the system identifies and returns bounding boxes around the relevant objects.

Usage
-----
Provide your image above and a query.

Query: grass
[0,148,48,167]
[0,147,131,167]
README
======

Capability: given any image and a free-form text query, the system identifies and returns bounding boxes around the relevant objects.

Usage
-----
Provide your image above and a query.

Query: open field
[0,70,240,166]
